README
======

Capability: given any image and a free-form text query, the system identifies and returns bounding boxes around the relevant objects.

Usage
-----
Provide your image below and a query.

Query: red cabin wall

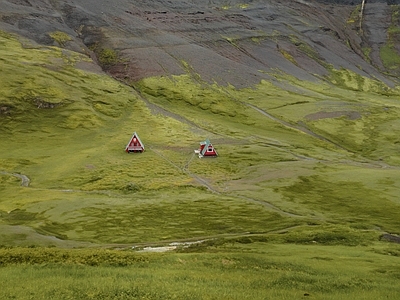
[126,135,144,152]
[203,149,217,156]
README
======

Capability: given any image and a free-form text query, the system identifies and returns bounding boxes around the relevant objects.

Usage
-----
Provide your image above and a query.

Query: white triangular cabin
[125,132,145,153]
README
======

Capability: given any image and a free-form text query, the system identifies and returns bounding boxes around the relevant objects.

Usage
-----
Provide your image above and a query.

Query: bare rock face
[380,233,400,243]
[314,0,400,4]
[1,0,399,87]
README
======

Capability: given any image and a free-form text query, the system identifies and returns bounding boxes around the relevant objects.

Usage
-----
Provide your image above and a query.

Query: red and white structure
[125,132,145,153]
[195,138,218,157]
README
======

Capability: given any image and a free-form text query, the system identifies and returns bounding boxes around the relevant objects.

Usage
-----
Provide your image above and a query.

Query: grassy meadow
[0,242,400,299]
[1,30,400,299]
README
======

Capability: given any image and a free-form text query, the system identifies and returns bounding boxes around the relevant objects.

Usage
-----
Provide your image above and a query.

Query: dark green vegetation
[1,0,400,298]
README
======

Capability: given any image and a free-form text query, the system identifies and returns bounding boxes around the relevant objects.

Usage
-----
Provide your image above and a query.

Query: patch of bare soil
[75,60,104,74]
[0,105,12,115]
[305,111,362,121]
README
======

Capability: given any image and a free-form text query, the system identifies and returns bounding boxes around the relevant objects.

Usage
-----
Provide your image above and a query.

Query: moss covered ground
[1,30,400,298]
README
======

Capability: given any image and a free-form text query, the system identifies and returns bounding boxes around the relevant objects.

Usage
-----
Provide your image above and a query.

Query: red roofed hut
[196,138,218,158]
[125,132,145,153]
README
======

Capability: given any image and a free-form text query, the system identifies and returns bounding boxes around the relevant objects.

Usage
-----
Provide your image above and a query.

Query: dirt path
[245,103,400,171]
[231,194,304,218]
[133,87,212,136]
[246,104,351,152]
[136,88,325,218]
[149,147,218,193]
[149,146,310,218]
[0,171,30,187]
[103,224,309,251]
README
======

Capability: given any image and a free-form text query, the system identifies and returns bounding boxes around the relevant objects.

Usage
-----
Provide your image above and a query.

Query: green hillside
[1,27,400,299]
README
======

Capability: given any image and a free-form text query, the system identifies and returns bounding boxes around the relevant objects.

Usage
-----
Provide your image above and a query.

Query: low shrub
[0,248,147,266]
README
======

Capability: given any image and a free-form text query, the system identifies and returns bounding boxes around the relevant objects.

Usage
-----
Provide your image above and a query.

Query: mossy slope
[1,30,400,252]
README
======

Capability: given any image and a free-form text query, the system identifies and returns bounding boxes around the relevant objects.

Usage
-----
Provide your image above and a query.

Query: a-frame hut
[197,138,218,157]
[125,132,145,153]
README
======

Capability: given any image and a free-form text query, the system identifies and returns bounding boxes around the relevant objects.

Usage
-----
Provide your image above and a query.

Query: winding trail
[149,147,219,193]
[244,103,400,170]
[148,146,307,218]
[232,194,304,218]
[133,87,214,136]
[0,171,30,187]
[246,103,352,152]
[104,224,309,250]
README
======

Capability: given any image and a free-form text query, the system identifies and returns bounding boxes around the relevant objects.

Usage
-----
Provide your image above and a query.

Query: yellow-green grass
[0,186,304,245]
[0,31,305,246]
[136,75,349,161]
[0,31,197,191]
[0,242,399,299]
[227,72,400,163]
[1,28,400,298]
[380,43,400,70]
[134,65,400,239]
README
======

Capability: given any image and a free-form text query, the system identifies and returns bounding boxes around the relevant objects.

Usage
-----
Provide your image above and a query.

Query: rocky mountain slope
[2,0,400,87]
